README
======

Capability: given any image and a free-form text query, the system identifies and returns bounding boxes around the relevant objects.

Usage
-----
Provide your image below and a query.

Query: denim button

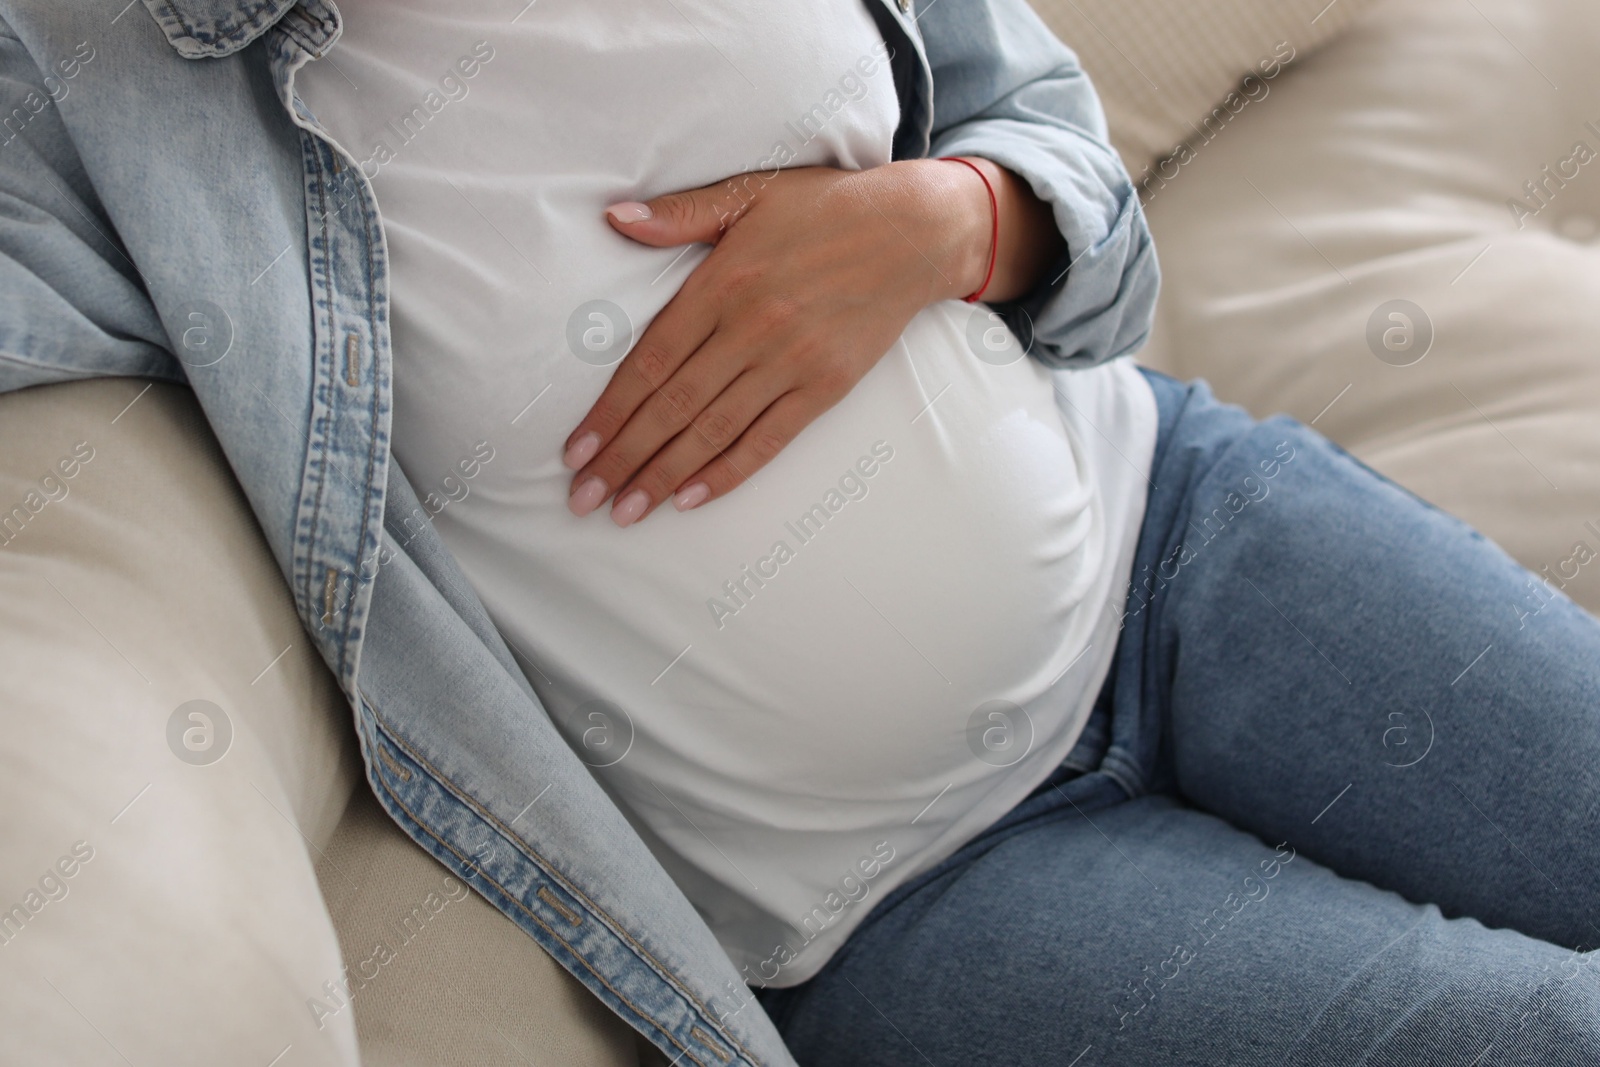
[898,0,912,12]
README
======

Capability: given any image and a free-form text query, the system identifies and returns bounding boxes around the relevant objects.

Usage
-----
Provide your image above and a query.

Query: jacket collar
[141,0,338,59]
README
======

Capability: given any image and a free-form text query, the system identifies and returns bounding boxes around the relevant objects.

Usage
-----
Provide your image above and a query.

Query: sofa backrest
[1029,0,1380,176]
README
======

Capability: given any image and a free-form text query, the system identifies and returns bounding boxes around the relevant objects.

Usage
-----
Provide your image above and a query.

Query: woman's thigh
[1143,383,1600,951]
[765,795,1600,1067]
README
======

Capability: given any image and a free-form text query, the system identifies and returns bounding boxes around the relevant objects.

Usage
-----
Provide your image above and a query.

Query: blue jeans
[755,369,1600,1065]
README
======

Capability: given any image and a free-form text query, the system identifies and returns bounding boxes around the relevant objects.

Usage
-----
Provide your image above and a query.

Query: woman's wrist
[939,156,1002,302]
[891,155,1066,307]
[864,158,991,306]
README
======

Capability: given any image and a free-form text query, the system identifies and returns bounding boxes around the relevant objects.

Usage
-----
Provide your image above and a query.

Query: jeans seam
[1097,747,1147,800]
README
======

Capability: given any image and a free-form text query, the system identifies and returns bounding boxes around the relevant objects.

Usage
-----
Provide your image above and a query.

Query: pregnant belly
[425,298,1105,805]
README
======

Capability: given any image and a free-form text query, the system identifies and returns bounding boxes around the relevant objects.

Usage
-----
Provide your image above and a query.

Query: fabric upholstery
[1030,0,1380,175]
[1136,0,1600,617]
[0,378,639,1065]
[0,378,363,1065]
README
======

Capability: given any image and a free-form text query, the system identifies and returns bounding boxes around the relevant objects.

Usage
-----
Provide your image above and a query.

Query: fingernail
[673,482,710,511]
[563,431,601,470]
[607,201,652,223]
[568,476,608,517]
[611,488,650,527]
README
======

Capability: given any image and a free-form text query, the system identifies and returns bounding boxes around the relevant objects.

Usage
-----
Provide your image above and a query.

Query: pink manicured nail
[673,482,710,511]
[568,476,608,517]
[607,201,653,223]
[611,488,650,527]
[563,431,601,470]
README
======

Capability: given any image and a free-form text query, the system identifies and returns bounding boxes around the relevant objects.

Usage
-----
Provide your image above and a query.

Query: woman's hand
[563,157,1064,526]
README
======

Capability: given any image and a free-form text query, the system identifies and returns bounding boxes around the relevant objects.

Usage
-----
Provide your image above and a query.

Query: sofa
[4,0,1595,1061]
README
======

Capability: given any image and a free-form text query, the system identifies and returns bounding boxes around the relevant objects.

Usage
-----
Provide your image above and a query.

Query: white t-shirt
[297,0,1158,987]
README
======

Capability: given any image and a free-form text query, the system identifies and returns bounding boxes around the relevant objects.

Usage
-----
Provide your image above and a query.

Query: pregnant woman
[290,1,1600,1063]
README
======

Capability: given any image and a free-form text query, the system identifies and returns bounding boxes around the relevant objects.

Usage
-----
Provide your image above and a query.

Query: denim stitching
[276,3,337,58]
[536,886,582,926]
[692,1025,734,1063]
[374,743,410,782]
[320,565,337,628]
[144,0,292,55]
[296,132,378,683]
[292,125,332,646]
[300,137,344,662]
[343,332,359,387]
[368,762,715,1067]
[273,13,320,58]
[346,132,389,686]
[372,721,749,1065]
[360,690,761,1066]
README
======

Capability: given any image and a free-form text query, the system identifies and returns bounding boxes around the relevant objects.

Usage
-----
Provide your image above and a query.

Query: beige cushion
[1136,0,1600,616]
[1030,0,1380,175]
[0,378,640,1065]
[0,378,363,1065]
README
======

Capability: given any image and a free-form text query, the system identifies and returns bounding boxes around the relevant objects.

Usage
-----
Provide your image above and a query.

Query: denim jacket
[0,1,1156,1062]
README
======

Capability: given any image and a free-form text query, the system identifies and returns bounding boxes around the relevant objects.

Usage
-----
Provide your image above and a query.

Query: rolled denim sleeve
[914,0,1159,369]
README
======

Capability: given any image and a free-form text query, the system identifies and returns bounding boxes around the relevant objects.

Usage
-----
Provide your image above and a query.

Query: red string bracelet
[938,155,998,303]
